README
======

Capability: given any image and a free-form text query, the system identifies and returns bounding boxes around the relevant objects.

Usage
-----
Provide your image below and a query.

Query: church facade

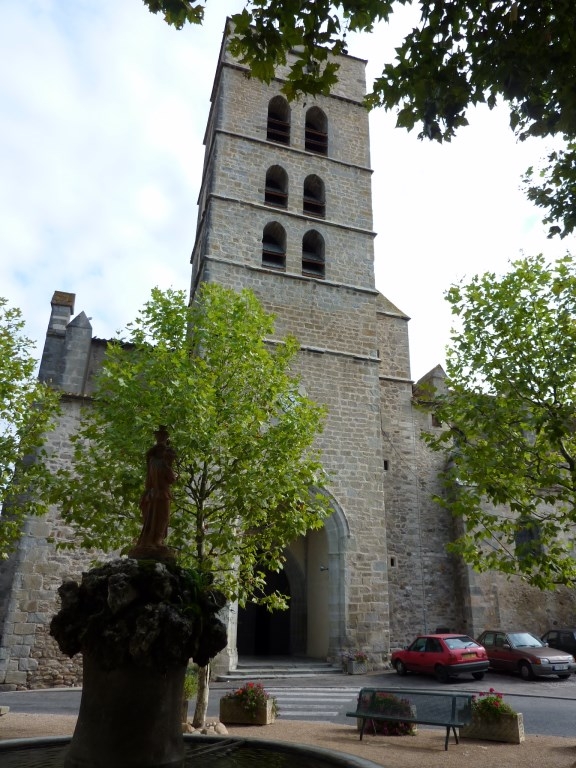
[0,27,574,689]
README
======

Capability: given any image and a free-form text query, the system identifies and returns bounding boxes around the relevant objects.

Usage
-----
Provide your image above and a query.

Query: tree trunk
[192,663,210,727]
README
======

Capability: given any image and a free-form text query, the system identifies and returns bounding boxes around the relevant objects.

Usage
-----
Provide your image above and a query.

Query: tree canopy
[142,1,576,237]
[47,284,330,607]
[419,254,576,589]
[0,298,60,559]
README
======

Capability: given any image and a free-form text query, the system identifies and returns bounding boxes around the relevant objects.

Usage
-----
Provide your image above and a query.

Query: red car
[477,630,576,680]
[391,633,490,683]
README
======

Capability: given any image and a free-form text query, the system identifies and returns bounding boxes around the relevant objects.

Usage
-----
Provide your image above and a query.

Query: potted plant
[344,650,368,675]
[219,682,279,725]
[459,688,524,743]
[356,691,416,736]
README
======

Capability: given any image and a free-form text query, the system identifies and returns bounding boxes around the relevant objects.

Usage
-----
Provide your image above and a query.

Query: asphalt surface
[2,669,575,737]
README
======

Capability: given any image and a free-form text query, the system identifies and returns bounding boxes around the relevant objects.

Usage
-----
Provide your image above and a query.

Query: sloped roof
[375,292,410,319]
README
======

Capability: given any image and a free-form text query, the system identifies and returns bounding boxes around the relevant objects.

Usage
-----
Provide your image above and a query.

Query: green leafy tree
[524,142,576,240]
[143,1,576,236]
[47,283,330,723]
[0,298,60,559]
[143,0,205,29]
[419,254,576,589]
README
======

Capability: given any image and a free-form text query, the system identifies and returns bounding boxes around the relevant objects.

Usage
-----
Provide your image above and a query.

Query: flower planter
[219,697,276,725]
[459,712,524,744]
[356,718,417,736]
[347,660,367,675]
[356,706,417,736]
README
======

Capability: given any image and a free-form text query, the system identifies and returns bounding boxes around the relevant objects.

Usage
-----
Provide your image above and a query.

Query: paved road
[246,686,358,722]
[2,670,576,736]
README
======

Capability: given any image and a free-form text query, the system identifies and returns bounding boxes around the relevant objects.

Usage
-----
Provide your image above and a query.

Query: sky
[1,1,573,381]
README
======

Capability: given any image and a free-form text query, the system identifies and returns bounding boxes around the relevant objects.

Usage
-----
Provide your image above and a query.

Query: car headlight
[538,658,550,664]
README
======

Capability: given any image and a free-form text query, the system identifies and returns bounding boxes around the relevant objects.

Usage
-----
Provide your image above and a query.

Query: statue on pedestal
[130,426,176,559]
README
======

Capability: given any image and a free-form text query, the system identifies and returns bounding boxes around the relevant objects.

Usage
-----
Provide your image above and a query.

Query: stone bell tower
[190,25,392,667]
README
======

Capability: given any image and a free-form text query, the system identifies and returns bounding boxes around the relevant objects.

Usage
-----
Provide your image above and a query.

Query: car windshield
[508,632,544,648]
[444,636,479,650]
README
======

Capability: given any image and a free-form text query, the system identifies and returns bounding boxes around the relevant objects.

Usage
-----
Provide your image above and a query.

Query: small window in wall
[305,106,328,154]
[267,96,291,145]
[515,517,543,560]
[302,230,325,279]
[303,174,325,217]
[262,222,286,270]
[265,166,288,208]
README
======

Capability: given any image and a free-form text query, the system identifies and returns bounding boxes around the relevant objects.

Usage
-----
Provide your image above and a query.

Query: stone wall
[0,398,93,689]
[460,501,576,637]
[199,198,376,288]
[219,50,370,162]
[0,292,114,689]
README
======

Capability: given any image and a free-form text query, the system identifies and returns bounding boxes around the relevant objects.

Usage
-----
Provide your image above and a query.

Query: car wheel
[519,662,534,681]
[472,672,485,680]
[435,665,450,683]
[394,660,407,676]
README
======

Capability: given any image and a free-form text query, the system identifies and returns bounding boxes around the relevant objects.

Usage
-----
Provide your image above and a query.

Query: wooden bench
[346,687,474,751]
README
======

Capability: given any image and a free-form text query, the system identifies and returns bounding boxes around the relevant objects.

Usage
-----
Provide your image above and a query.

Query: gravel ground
[1,713,576,768]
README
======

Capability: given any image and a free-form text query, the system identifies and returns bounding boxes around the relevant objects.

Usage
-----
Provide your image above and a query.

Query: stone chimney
[38,291,92,394]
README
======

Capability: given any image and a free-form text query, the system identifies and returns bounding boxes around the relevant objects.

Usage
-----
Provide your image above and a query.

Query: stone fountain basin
[0,735,386,768]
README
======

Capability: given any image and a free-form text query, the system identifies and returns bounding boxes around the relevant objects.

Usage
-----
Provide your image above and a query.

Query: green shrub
[183,666,199,700]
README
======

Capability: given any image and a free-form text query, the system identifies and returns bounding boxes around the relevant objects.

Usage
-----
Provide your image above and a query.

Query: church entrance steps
[215,657,343,682]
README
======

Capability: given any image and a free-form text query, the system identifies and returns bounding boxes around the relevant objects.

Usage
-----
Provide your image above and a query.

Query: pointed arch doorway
[236,569,292,656]
[236,508,346,659]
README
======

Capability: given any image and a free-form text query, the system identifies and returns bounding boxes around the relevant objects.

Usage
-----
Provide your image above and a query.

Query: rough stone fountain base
[48,558,228,768]
[65,657,187,768]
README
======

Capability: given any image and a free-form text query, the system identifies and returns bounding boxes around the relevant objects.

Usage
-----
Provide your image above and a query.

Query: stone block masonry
[0,398,96,689]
